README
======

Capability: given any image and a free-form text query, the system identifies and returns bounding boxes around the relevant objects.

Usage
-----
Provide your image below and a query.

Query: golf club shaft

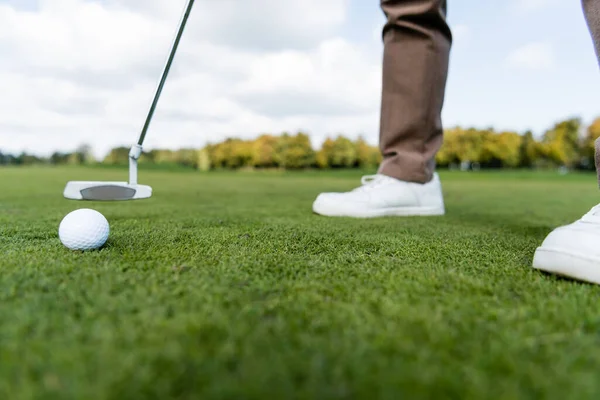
[136,0,195,147]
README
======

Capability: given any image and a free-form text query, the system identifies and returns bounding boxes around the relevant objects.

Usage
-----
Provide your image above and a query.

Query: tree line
[2,116,599,171]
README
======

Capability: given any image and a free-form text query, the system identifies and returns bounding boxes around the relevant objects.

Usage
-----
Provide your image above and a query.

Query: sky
[0,0,599,158]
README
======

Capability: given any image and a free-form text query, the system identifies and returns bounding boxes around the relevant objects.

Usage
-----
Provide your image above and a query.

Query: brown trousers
[379,0,600,184]
[584,0,600,183]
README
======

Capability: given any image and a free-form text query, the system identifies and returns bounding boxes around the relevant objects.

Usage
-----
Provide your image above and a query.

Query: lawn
[2,166,600,399]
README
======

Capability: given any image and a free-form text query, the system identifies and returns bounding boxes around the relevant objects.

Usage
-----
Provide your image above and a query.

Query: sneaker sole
[312,204,445,218]
[533,247,600,285]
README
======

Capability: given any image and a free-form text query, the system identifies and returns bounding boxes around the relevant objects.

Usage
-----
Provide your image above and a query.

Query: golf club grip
[137,0,195,146]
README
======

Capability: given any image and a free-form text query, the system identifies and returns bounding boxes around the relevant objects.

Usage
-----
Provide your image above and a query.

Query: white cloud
[0,0,381,158]
[506,42,555,70]
[191,0,349,51]
[104,0,348,51]
[233,39,380,116]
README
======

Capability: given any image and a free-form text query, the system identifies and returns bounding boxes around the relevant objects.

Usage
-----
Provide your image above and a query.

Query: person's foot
[533,204,600,285]
[312,173,445,218]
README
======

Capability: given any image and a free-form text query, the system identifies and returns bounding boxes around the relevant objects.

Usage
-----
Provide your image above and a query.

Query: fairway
[3,166,600,399]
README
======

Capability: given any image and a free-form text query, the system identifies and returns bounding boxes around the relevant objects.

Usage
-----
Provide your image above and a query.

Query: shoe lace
[353,174,390,192]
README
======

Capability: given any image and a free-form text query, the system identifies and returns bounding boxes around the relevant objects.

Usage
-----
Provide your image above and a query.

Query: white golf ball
[59,209,110,251]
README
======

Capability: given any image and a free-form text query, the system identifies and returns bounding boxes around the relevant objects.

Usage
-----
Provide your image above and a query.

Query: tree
[316,135,358,168]
[316,138,334,168]
[67,152,81,165]
[435,129,457,167]
[581,117,600,169]
[540,118,581,167]
[355,136,381,170]
[251,135,278,168]
[139,150,156,164]
[174,149,198,168]
[103,147,130,165]
[75,144,95,165]
[153,149,176,164]
[331,135,358,168]
[436,127,487,167]
[274,132,315,169]
[481,131,522,168]
[228,140,253,169]
[519,131,539,168]
[197,148,211,171]
[209,141,228,169]
[209,139,252,169]
[457,128,488,164]
[0,152,17,165]
[50,152,70,165]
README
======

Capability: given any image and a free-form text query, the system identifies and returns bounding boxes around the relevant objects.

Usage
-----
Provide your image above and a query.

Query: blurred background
[0,0,599,172]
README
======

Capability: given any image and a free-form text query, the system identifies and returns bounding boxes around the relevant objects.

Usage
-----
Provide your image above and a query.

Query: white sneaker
[312,173,445,218]
[533,203,600,285]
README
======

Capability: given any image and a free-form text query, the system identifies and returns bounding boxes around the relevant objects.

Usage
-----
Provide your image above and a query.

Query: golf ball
[59,209,110,251]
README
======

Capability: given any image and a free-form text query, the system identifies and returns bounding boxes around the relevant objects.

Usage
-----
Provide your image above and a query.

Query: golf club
[64,0,196,201]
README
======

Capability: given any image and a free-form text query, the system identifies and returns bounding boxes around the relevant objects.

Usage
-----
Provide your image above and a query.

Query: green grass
[2,166,600,400]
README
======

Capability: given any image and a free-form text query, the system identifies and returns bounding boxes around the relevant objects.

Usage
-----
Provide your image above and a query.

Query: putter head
[63,181,152,201]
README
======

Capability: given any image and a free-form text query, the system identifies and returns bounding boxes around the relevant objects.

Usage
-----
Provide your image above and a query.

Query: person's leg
[583,0,600,64]
[532,0,600,284]
[312,0,452,218]
[379,0,452,183]
[582,0,600,185]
